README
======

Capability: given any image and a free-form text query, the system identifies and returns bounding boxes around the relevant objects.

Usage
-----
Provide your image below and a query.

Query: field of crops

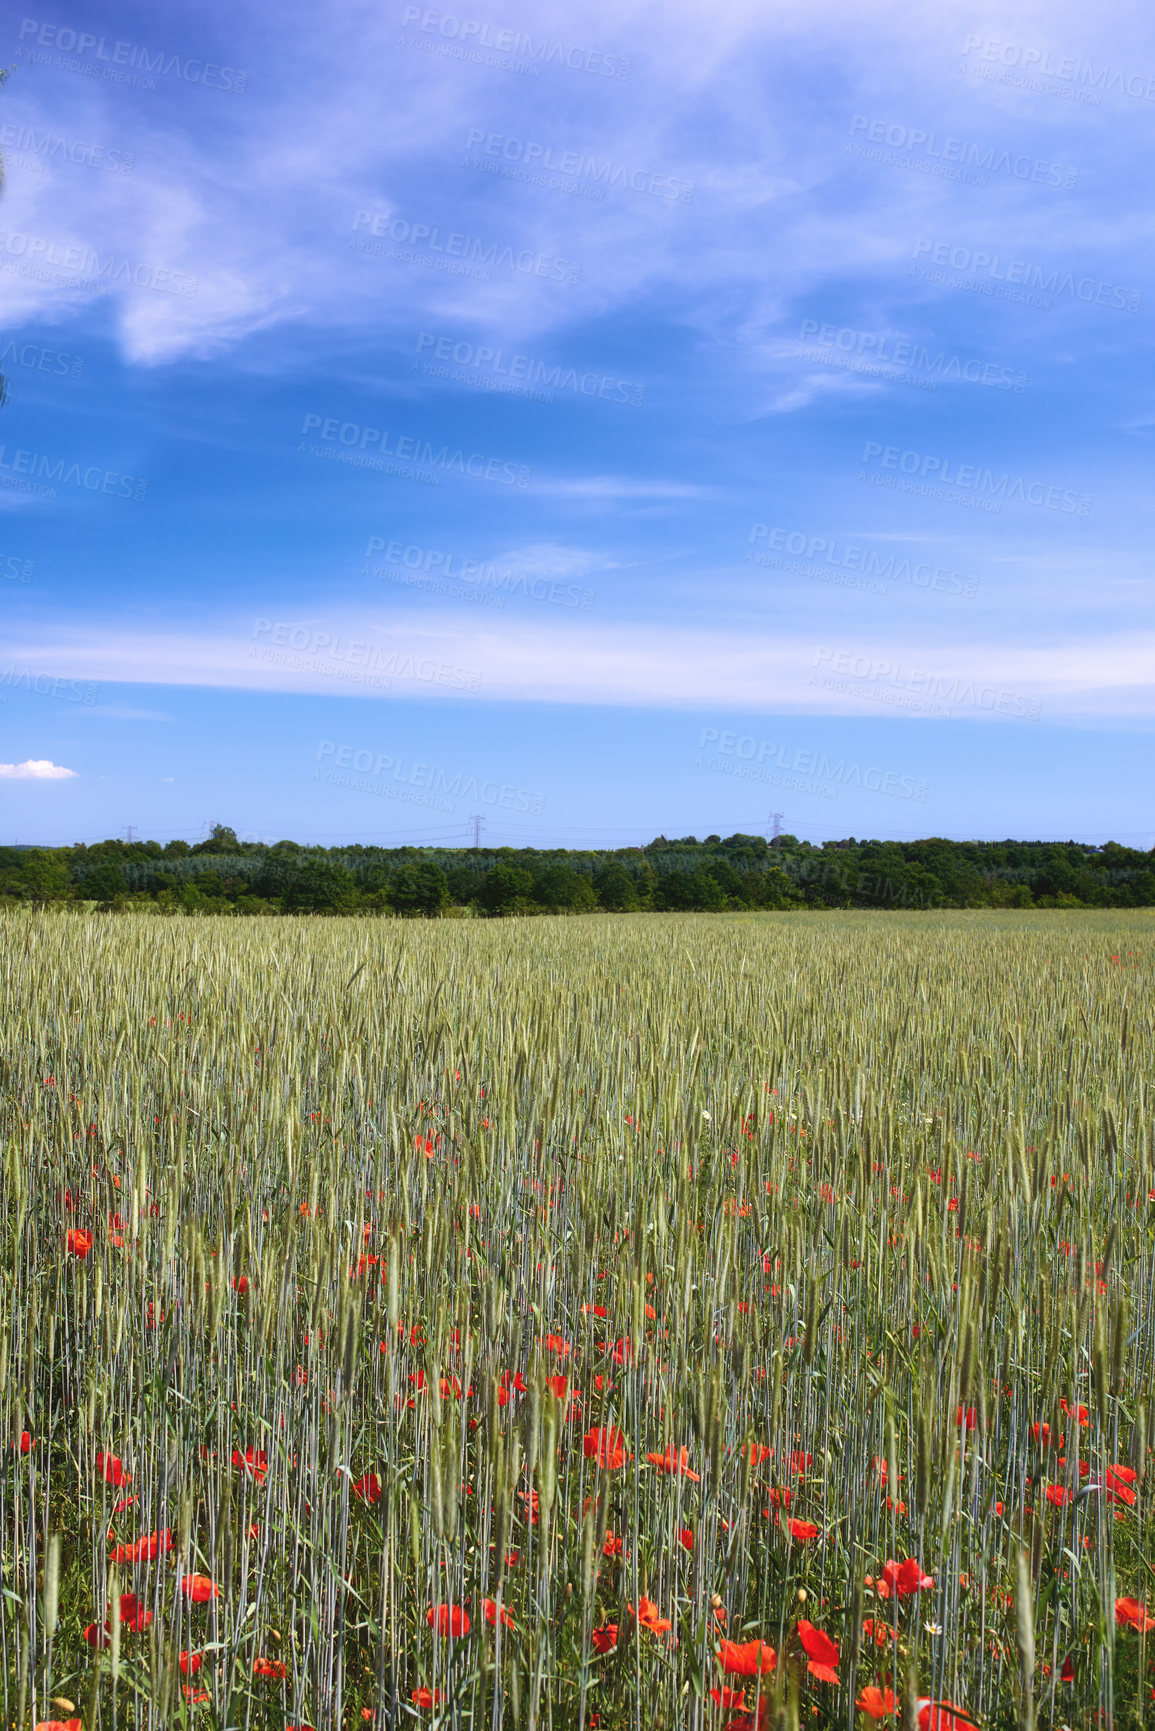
[0,908,1151,1731]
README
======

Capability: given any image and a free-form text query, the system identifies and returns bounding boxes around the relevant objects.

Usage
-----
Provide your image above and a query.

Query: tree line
[2,826,1153,914]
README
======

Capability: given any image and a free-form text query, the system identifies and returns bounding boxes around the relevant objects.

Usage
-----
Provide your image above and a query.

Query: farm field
[0,909,1151,1731]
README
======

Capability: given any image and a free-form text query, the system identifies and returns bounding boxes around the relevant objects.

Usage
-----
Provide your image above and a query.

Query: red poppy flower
[352,1472,381,1504]
[84,1623,110,1649]
[180,1574,221,1603]
[956,1407,976,1431]
[1044,1484,1070,1508]
[111,1530,173,1564]
[916,1701,980,1731]
[66,1229,94,1258]
[645,1446,699,1480]
[484,1597,515,1630]
[96,1452,130,1485]
[873,1558,934,1598]
[710,1688,748,1709]
[611,1336,633,1367]
[15,1432,34,1454]
[722,1699,771,1731]
[411,1689,443,1708]
[427,1604,470,1637]
[583,1427,627,1469]
[253,1657,288,1678]
[590,1624,619,1654]
[720,1639,777,1676]
[631,1596,672,1636]
[118,1592,153,1632]
[182,1687,210,1706]
[545,1374,568,1400]
[797,1621,839,1683]
[231,1276,249,1294]
[861,1617,897,1646]
[1104,1464,1138,1505]
[678,1527,694,1551]
[542,1333,571,1356]
[1116,1597,1155,1631]
[748,1443,772,1466]
[231,1447,269,1483]
[787,1519,820,1542]
[858,1685,897,1720]
[179,1652,203,1675]
[34,1720,81,1731]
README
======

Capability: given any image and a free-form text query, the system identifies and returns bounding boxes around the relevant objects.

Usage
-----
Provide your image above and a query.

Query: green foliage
[0,832,1151,916]
[390,862,451,918]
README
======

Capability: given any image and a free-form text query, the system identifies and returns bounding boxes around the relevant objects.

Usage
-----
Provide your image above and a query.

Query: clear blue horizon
[1,0,1152,849]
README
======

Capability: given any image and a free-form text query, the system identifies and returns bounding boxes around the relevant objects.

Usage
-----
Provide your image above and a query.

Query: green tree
[446,865,482,905]
[477,865,535,915]
[595,861,640,911]
[654,868,726,911]
[79,862,128,904]
[192,824,242,855]
[532,863,586,912]
[390,862,450,918]
[17,850,73,902]
[279,858,358,913]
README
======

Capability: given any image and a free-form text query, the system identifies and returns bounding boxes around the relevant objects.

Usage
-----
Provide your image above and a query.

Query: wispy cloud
[10,618,1154,719]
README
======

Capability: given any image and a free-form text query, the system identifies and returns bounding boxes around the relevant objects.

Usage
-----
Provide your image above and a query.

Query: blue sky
[1,0,1152,849]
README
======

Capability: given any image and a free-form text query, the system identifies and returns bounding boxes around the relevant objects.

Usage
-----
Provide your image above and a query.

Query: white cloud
[8,618,1154,719]
[0,759,78,779]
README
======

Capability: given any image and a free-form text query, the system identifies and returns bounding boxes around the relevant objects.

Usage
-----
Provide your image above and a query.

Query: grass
[0,907,1151,1730]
